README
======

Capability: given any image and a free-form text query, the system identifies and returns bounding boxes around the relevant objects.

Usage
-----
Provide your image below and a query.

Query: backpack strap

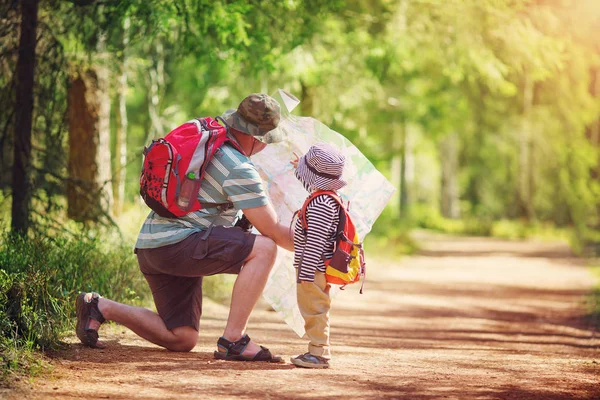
[301,190,362,246]
[215,115,245,155]
[298,190,350,266]
[299,190,343,231]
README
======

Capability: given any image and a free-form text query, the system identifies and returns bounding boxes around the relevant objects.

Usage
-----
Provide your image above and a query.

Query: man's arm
[242,204,294,252]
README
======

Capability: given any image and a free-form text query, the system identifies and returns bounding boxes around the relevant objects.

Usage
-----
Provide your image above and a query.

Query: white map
[253,89,396,337]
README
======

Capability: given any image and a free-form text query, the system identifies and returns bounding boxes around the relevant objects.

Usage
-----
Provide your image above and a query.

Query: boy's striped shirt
[293,194,341,282]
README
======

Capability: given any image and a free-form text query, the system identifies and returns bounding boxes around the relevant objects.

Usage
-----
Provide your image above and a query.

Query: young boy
[290,142,347,369]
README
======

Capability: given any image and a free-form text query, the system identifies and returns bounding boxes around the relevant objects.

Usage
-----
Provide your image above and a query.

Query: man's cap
[221,93,284,144]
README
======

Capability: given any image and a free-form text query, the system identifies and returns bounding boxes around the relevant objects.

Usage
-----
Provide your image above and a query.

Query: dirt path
[8,234,600,399]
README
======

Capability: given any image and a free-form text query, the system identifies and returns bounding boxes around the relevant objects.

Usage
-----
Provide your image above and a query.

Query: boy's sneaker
[290,352,330,369]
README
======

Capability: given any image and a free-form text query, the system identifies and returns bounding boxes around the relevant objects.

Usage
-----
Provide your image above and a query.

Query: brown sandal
[214,334,282,363]
[75,292,106,348]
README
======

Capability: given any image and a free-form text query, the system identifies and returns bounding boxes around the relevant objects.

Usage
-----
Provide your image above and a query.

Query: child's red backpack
[297,190,366,293]
[139,116,243,218]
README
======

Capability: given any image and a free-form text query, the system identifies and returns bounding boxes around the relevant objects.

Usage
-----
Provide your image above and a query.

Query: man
[75,93,293,362]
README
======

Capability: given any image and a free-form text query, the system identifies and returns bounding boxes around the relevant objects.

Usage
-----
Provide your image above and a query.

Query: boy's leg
[296,271,331,359]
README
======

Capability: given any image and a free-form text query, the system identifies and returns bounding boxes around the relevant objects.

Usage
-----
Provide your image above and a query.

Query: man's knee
[250,236,277,264]
[167,327,198,352]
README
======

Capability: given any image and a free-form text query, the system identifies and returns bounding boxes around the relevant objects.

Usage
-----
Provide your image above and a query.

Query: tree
[67,71,104,222]
[3,0,343,233]
[11,0,38,235]
[114,16,130,215]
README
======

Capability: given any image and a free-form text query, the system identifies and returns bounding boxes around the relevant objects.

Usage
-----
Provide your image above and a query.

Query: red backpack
[139,116,243,218]
[297,190,366,293]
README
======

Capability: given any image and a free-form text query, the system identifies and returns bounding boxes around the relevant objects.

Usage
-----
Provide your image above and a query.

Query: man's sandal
[213,334,282,363]
[75,292,106,348]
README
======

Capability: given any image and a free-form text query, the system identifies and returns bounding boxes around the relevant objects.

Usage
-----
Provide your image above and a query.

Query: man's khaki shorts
[136,226,256,331]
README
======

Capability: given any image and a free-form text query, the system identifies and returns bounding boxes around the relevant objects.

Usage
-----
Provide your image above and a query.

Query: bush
[409,204,570,241]
[0,231,148,381]
[202,275,236,305]
[409,204,466,234]
[571,228,600,257]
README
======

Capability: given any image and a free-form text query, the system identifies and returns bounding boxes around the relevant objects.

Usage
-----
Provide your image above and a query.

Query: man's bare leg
[220,235,277,356]
[83,294,197,352]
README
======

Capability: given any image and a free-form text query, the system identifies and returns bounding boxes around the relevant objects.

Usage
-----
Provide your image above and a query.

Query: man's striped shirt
[135,143,268,249]
[293,194,341,282]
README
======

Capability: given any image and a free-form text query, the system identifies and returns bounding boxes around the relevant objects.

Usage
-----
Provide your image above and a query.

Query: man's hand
[234,214,253,232]
[242,204,294,252]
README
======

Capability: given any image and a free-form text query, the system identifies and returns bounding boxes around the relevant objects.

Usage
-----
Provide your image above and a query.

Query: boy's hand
[299,280,331,294]
[290,152,300,169]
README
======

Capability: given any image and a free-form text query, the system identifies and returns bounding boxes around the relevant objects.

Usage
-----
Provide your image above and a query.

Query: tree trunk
[399,122,408,217]
[586,66,600,227]
[465,81,487,209]
[300,81,314,116]
[67,71,102,222]
[96,31,113,215]
[11,0,38,235]
[391,120,408,217]
[439,132,460,219]
[114,16,130,215]
[518,72,535,221]
[587,67,599,164]
[146,38,165,143]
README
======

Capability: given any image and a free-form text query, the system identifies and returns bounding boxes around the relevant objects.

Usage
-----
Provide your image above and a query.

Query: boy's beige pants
[296,271,332,359]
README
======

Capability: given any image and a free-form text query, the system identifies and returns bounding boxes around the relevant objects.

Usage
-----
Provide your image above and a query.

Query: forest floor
[3,232,599,399]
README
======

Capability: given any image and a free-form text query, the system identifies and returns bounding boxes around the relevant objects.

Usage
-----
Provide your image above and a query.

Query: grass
[0,200,239,386]
[0,341,50,386]
[408,204,571,242]
[0,229,147,386]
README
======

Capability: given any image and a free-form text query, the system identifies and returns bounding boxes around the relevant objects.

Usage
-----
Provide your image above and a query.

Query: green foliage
[410,205,469,235]
[491,219,569,241]
[202,275,235,306]
[0,230,147,379]
[408,203,570,241]
[0,338,48,385]
[367,207,419,257]
[571,228,600,257]
[4,0,597,240]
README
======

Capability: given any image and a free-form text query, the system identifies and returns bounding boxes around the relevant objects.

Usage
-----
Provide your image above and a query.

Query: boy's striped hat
[296,143,347,191]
